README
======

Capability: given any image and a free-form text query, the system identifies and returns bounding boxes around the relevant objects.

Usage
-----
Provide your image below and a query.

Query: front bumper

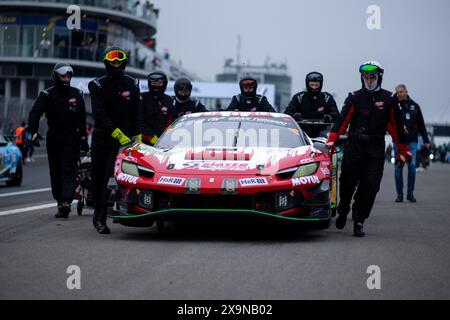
[108,179,331,222]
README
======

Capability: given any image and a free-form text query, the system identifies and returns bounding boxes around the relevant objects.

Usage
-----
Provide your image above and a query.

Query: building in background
[216,58,292,112]
[0,0,198,132]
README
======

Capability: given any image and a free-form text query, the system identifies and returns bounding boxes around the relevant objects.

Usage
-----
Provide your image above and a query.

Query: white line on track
[0,203,57,216]
[0,187,52,198]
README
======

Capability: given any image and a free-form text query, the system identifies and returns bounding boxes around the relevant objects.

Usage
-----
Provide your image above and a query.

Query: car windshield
[155,116,307,149]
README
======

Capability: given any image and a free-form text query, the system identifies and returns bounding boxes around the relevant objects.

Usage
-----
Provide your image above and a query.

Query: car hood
[123,144,319,176]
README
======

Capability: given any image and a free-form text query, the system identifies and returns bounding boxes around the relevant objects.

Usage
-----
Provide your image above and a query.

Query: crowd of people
[13,46,440,238]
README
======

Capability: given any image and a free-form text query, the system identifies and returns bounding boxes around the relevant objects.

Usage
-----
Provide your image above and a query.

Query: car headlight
[292,162,319,178]
[122,161,139,177]
[121,161,155,178]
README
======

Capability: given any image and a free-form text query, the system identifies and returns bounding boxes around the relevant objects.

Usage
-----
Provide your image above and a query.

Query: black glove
[80,137,89,153]
[31,133,43,147]
[292,113,303,122]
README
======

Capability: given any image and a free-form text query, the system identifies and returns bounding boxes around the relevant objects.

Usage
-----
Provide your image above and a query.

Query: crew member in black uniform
[89,47,140,234]
[226,75,276,112]
[326,61,411,237]
[139,71,175,145]
[28,63,88,218]
[285,72,339,137]
[173,78,207,119]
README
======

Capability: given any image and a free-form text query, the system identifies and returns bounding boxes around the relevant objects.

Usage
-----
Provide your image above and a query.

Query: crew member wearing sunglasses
[138,71,175,145]
[326,61,411,237]
[88,47,141,234]
[28,63,88,219]
[226,75,276,112]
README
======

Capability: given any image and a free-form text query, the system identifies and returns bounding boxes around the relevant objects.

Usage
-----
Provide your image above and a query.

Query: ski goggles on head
[359,64,380,74]
[55,65,73,76]
[103,50,127,62]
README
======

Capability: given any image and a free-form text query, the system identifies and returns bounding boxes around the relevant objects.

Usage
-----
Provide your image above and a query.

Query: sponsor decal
[320,167,331,175]
[375,101,385,110]
[239,177,268,187]
[158,176,185,186]
[116,173,138,185]
[183,161,249,171]
[292,175,320,186]
[322,161,330,166]
[223,179,238,193]
[300,158,313,164]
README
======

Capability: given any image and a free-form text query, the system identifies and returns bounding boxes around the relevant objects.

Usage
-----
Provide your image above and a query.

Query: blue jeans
[394,142,418,196]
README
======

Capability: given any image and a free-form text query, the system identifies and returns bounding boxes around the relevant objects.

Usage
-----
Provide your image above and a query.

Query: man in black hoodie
[285,72,339,138]
[88,47,140,234]
[28,63,88,218]
[393,84,430,203]
[139,71,175,145]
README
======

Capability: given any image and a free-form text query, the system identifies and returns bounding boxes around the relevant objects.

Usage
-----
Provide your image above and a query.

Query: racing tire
[7,163,23,187]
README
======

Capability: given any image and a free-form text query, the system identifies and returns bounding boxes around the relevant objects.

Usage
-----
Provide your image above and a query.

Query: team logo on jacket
[318,107,325,113]
[251,107,257,112]
[161,106,168,114]
[121,91,131,100]
[374,101,385,110]
[68,98,77,105]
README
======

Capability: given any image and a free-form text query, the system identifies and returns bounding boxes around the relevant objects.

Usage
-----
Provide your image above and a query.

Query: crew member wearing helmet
[226,75,276,112]
[285,72,339,137]
[88,47,140,234]
[326,61,410,237]
[138,71,175,145]
[28,63,88,219]
[173,78,207,119]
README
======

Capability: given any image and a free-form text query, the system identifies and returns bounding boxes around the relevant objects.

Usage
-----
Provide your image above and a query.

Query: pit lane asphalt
[1,156,449,300]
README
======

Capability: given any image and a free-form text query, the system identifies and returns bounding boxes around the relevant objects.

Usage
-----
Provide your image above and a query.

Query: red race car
[108,112,337,230]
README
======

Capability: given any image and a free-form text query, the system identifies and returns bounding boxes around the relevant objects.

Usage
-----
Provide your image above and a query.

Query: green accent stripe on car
[111,208,321,221]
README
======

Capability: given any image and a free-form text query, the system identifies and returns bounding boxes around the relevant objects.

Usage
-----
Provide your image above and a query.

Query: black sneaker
[94,221,111,234]
[407,193,416,203]
[55,202,70,219]
[353,222,365,237]
[395,195,403,203]
[336,206,349,230]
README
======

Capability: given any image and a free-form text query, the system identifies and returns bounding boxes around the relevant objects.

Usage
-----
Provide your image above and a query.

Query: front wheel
[7,163,23,187]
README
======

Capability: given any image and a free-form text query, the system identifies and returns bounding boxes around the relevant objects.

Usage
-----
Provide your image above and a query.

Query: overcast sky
[152,0,450,123]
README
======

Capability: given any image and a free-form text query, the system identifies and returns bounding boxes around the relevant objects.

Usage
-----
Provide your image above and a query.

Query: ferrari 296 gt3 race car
[108,112,339,230]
